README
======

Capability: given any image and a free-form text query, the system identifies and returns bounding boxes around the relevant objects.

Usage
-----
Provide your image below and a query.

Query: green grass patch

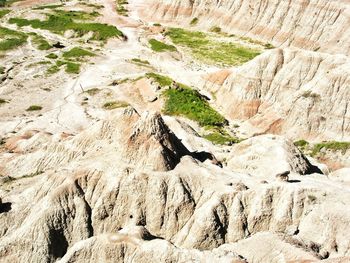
[166,28,261,66]
[85,88,100,96]
[311,141,350,156]
[131,58,150,67]
[116,0,128,16]
[147,73,227,127]
[26,105,42,111]
[163,87,226,127]
[9,10,123,41]
[52,9,100,21]
[63,47,94,59]
[33,4,63,10]
[46,53,58,59]
[294,139,309,148]
[0,26,28,51]
[103,100,129,110]
[29,33,52,50]
[46,64,60,74]
[149,39,177,52]
[46,60,81,74]
[81,3,104,9]
[65,61,80,74]
[204,130,240,145]
[146,72,172,87]
[0,9,10,18]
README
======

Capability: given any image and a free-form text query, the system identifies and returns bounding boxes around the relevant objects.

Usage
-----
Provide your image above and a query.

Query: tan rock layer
[142,0,350,55]
[202,48,350,141]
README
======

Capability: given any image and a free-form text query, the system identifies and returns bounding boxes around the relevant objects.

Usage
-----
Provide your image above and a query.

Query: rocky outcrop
[202,48,350,141]
[0,108,190,177]
[58,226,246,263]
[1,137,349,262]
[226,135,322,179]
[142,0,350,55]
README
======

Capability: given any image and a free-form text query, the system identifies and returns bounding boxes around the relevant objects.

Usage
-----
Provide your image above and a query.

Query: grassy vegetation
[163,86,226,127]
[9,10,123,41]
[0,9,10,18]
[294,139,350,157]
[302,91,321,100]
[85,88,100,96]
[46,64,60,74]
[47,60,81,74]
[146,72,240,145]
[52,9,100,20]
[26,105,42,111]
[29,33,52,50]
[204,130,240,145]
[147,73,226,127]
[131,58,151,67]
[0,65,4,74]
[190,17,198,26]
[103,101,129,110]
[33,4,63,10]
[65,61,80,74]
[62,47,94,59]
[0,0,22,7]
[81,3,104,9]
[294,139,309,148]
[46,53,58,59]
[116,0,128,16]
[0,26,27,51]
[210,26,221,33]
[149,39,177,52]
[146,72,172,87]
[166,28,261,66]
[311,141,350,156]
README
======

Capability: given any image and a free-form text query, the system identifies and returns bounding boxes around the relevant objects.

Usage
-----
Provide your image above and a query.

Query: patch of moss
[0,9,10,18]
[29,33,52,50]
[146,72,172,87]
[26,105,42,111]
[62,47,94,59]
[103,101,129,110]
[131,58,150,66]
[65,61,80,74]
[0,26,28,51]
[204,130,240,145]
[85,88,100,96]
[116,0,128,16]
[33,4,63,10]
[190,17,198,26]
[46,53,58,59]
[148,39,177,52]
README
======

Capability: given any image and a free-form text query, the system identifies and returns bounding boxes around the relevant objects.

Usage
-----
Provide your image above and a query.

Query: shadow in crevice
[288,179,301,183]
[0,202,12,213]
[191,151,223,167]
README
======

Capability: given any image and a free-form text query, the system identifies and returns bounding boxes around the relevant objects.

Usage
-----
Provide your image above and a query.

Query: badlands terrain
[0,0,350,262]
